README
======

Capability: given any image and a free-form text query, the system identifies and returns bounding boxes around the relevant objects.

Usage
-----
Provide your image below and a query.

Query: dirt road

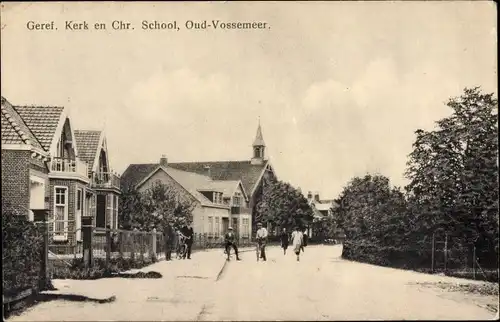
[8,245,498,321]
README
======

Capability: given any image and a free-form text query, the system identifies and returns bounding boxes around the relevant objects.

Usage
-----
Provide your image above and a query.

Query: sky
[1,1,497,198]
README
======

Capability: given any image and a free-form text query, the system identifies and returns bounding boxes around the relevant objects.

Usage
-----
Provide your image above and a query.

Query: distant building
[121,156,251,241]
[121,122,277,239]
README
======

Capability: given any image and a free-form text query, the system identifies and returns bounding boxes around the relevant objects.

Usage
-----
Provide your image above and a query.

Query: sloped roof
[1,97,44,151]
[315,203,332,212]
[199,180,248,200]
[169,160,269,195]
[11,105,65,151]
[74,130,102,167]
[253,123,265,146]
[121,163,159,191]
[135,166,228,209]
[122,160,268,196]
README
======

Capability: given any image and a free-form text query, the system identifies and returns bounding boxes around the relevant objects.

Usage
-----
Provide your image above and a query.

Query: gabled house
[197,179,250,238]
[167,122,277,235]
[74,130,121,230]
[122,123,277,238]
[1,97,51,219]
[122,157,235,238]
[7,102,90,250]
[306,191,338,238]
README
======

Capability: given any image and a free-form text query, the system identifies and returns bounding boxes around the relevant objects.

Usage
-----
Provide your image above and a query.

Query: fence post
[473,245,476,280]
[152,228,157,262]
[140,232,145,261]
[431,232,435,273]
[82,217,93,269]
[118,230,124,258]
[444,233,448,274]
[105,225,111,268]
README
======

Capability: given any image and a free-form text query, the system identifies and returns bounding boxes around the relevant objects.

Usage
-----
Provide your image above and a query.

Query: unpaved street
[8,245,498,321]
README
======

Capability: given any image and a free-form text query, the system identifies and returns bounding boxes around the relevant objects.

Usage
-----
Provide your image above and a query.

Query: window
[54,187,68,240]
[215,217,220,236]
[76,188,83,241]
[208,217,213,235]
[242,218,249,237]
[106,194,113,228]
[233,195,241,207]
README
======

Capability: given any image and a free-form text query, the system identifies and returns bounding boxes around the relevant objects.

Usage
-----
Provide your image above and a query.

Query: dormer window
[233,195,242,207]
[212,192,223,204]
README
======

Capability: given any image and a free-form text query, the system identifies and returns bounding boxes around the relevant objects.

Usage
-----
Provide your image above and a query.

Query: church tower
[251,120,266,165]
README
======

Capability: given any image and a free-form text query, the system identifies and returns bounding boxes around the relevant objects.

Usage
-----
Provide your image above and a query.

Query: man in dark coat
[181,222,194,259]
[280,227,289,255]
[164,223,175,261]
[224,227,241,261]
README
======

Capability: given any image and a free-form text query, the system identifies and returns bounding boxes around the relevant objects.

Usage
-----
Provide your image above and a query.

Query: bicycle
[256,238,266,261]
[177,235,188,260]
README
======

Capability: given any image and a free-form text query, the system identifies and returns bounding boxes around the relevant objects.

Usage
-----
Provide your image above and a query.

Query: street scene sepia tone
[1,1,498,321]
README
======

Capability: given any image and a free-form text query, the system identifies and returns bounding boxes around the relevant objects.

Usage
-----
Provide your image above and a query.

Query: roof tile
[74,130,102,167]
[12,105,64,151]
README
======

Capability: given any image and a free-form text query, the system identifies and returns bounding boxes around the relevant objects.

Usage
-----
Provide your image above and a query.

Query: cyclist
[176,230,188,259]
[224,227,241,261]
[255,222,268,261]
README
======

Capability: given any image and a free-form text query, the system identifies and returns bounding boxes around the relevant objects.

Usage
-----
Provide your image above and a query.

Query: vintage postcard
[1,1,498,321]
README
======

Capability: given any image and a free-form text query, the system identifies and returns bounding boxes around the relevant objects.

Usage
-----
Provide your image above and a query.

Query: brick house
[2,98,90,253]
[122,158,235,239]
[1,97,51,219]
[122,122,277,239]
[74,130,121,230]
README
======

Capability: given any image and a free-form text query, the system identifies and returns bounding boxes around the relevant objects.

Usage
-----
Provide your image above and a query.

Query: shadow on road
[36,293,117,304]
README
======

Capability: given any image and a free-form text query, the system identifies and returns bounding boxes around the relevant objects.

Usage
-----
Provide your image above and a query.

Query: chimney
[160,155,168,167]
[307,191,313,201]
[314,192,320,203]
[204,165,211,178]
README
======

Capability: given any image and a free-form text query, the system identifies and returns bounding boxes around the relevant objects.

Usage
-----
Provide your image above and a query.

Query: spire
[252,119,265,147]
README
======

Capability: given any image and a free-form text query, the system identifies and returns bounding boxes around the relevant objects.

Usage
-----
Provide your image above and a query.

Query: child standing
[291,226,304,262]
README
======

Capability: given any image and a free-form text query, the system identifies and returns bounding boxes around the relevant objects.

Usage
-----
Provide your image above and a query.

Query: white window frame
[208,216,213,235]
[53,186,69,241]
[106,194,113,228]
[215,217,220,237]
[113,195,119,229]
[75,188,83,241]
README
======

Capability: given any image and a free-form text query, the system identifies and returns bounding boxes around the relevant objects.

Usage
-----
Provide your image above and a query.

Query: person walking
[181,222,194,259]
[164,222,175,261]
[301,228,309,253]
[280,227,289,255]
[291,226,304,262]
[224,227,241,261]
[255,222,268,261]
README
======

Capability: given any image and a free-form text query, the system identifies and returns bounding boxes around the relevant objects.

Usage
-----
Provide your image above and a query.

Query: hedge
[2,210,45,296]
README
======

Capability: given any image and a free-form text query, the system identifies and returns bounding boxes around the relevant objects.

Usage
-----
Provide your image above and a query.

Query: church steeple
[251,119,266,165]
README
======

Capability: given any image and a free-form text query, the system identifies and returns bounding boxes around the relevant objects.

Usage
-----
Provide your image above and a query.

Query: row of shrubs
[51,257,159,280]
[2,210,46,297]
[341,240,499,282]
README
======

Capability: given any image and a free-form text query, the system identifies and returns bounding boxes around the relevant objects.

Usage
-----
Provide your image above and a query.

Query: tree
[255,180,314,231]
[334,174,409,245]
[405,87,498,262]
[119,182,196,232]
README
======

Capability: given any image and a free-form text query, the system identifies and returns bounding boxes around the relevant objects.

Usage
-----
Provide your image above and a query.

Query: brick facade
[1,150,30,215]
[48,178,87,244]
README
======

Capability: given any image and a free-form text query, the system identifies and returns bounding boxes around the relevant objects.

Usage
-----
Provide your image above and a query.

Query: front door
[96,194,106,228]
[232,217,239,240]
[222,218,229,235]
